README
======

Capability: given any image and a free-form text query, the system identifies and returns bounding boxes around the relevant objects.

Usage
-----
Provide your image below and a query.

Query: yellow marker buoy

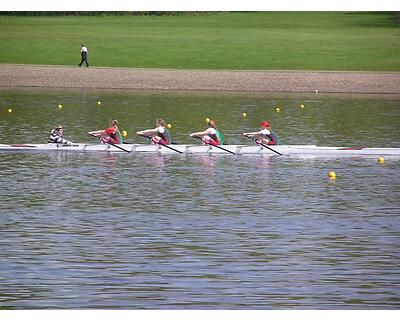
[275,107,280,113]
[167,123,172,129]
[328,171,337,179]
[205,117,210,123]
[242,112,247,118]
[8,108,13,113]
[378,157,384,164]
[122,130,128,137]
[300,104,305,109]
[58,104,63,110]
[97,101,101,105]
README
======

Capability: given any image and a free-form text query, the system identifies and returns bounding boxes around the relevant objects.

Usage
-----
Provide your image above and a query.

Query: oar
[246,136,282,155]
[191,135,236,155]
[138,134,183,154]
[88,133,131,153]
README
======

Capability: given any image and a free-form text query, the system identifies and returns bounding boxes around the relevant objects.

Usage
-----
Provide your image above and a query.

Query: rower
[48,125,73,145]
[88,118,123,144]
[136,118,172,145]
[190,119,224,146]
[243,121,279,145]
[109,119,123,143]
[101,127,120,144]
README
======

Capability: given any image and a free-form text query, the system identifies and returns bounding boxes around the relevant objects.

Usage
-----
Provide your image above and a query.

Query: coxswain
[136,118,172,145]
[243,121,279,145]
[48,125,73,145]
[190,119,224,146]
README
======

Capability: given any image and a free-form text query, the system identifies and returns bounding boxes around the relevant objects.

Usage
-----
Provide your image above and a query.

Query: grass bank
[0,12,399,71]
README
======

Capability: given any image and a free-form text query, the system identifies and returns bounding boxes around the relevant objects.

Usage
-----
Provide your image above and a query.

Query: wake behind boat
[1,143,400,156]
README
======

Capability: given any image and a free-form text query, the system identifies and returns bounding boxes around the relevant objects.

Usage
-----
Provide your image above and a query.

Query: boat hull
[0,143,399,156]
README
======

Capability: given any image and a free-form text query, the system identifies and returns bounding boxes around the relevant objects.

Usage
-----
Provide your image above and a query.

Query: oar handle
[138,134,151,140]
[245,135,282,155]
[190,135,236,155]
[139,134,182,154]
[88,132,130,153]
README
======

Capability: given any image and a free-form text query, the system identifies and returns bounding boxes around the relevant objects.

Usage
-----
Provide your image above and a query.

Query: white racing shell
[0,143,400,156]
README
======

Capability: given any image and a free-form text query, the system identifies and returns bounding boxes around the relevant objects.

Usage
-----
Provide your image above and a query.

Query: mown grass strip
[0,12,399,71]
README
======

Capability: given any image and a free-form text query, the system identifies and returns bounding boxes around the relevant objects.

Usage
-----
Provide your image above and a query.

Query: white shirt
[206,128,216,135]
[259,128,271,136]
[156,126,165,134]
[81,46,88,53]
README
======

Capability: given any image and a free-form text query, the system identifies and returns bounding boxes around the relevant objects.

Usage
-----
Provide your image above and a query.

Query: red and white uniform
[202,128,219,146]
[259,128,277,145]
[102,127,120,144]
[151,126,169,145]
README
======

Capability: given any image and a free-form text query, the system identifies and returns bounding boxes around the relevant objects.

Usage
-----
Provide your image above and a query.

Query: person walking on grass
[78,44,89,67]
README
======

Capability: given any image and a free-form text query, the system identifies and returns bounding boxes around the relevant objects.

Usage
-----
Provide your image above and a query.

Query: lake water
[0,89,399,309]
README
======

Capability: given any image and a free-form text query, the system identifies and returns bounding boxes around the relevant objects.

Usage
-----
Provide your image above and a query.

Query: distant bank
[1,64,400,94]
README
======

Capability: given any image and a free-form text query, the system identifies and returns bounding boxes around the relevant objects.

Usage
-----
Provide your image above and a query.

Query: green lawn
[0,12,399,71]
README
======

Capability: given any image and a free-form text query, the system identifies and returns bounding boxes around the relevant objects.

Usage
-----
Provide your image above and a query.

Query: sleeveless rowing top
[215,129,224,145]
[157,126,171,145]
[269,130,279,145]
[115,130,123,143]
[163,128,172,145]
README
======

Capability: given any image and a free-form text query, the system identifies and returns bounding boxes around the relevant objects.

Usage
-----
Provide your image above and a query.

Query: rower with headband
[190,119,224,146]
[136,118,172,145]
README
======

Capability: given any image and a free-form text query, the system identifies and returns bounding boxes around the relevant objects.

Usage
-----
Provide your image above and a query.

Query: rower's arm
[190,128,211,137]
[243,131,261,138]
[137,129,157,136]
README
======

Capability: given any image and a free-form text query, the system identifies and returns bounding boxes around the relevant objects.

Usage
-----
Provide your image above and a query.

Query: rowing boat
[1,143,400,156]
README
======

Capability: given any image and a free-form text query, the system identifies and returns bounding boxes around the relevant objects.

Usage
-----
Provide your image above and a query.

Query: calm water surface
[0,89,399,309]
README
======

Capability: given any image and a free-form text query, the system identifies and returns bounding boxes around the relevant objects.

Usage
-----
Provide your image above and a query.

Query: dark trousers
[79,52,89,67]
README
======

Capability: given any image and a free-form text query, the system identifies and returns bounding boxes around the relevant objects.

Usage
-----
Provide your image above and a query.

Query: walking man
[78,44,89,67]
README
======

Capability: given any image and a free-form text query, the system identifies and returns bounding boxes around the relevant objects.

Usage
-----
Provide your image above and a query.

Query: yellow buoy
[378,157,385,164]
[97,101,102,105]
[58,104,63,110]
[122,130,128,137]
[242,112,247,118]
[167,123,172,129]
[275,107,280,113]
[7,108,13,113]
[300,104,305,109]
[205,117,210,123]
[328,171,337,179]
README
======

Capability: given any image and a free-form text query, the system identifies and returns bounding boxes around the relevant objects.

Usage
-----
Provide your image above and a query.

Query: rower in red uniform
[190,119,224,146]
[136,118,172,145]
[88,118,123,144]
[102,127,119,144]
[243,121,280,145]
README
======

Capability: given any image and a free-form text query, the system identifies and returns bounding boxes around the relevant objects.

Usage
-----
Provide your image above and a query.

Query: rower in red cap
[190,119,224,146]
[243,121,280,145]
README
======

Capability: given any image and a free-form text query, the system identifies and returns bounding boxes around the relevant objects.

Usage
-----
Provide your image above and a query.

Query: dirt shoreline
[1,64,400,94]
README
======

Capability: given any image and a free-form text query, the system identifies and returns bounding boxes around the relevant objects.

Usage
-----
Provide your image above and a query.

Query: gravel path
[1,64,400,94]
